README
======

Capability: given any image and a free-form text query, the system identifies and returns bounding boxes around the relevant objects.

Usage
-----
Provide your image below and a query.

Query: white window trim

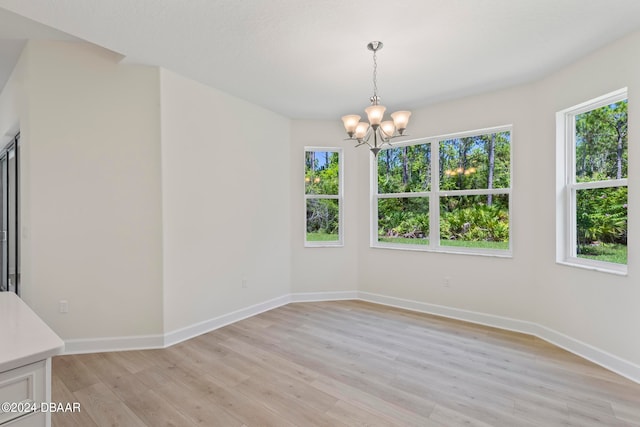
[371,125,513,257]
[555,88,628,275]
[304,147,344,247]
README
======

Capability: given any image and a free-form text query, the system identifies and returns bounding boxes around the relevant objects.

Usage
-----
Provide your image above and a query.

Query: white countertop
[0,292,64,372]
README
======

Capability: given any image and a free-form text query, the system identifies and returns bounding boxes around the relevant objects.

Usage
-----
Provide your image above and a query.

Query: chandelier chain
[372,49,378,100]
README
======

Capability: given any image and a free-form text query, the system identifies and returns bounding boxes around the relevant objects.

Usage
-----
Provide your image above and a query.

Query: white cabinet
[0,361,46,425]
[0,293,64,427]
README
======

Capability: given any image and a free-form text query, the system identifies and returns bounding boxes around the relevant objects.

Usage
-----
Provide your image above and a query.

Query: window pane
[439,131,510,191]
[378,144,431,193]
[439,194,509,250]
[377,197,429,245]
[306,198,340,241]
[575,99,627,182]
[576,186,627,264]
[305,151,339,195]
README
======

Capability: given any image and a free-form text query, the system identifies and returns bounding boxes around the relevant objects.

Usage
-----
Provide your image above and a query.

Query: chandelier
[341,41,412,156]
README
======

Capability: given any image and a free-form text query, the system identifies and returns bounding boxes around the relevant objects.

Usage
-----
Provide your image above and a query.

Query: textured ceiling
[1,1,640,119]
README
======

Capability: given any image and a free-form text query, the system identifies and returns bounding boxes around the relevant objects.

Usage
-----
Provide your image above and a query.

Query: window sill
[304,242,344,248]
[556,259,627,276]
[371,243,512,258]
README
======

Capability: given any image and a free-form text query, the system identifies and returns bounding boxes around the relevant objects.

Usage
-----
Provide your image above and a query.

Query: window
[304,148,343,246]
[557,89,628,274]
[374,126,511,256]
[0,133,20,294]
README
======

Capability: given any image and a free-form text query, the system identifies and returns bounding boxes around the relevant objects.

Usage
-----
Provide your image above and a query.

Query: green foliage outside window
[306,199,339,241]
[574,100,627,264]
[305,151,339,195]
[439,132,510,191]
[378,145,431,193]
[376,131,511,250]
[576,187,627,263]
[440,195,509,247]
[576,101,627,181]
[378,197,429,244]
[305,151,340,242]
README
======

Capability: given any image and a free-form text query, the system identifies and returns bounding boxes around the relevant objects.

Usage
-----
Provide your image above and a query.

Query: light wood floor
[51,300,640,426]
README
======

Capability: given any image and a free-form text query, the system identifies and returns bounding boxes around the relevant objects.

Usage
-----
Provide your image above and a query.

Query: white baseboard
[61,290,640,384]
[290,290,359,302]
[531,323,640,385]
[62,294,291,354]
[357,291,538,334]
[163,294,291,347]
[357,291,640,384]
[64,334,165,354]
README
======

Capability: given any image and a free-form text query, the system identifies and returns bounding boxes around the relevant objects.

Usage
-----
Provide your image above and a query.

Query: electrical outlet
[241,278,248,288]
[59,300,69,313]
[443,276,451,287]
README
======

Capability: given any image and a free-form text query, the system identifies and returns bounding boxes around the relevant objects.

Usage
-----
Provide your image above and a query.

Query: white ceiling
[1,0,640,119]
[0,7,78,93]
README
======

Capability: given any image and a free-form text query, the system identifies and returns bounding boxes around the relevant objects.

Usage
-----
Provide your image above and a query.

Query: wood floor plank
[242,367,338,413]
[310,374,435,426]
[232,375,344,427]
[429,403,496,427]
[72,382,147,427]
[153,379,244,426]
[512,397,570,426]
[51,300,640,427]
[613,401,640,425]
[102,350,156,375]
[50,374,99,427]
[52,354,101,393]
[79,353,149,403]
[197,375,299,427]
[166,341,251,387]
[219,337,320,383]
[119,388,196,427]
[132,365,173,390]
[324,399,401,427]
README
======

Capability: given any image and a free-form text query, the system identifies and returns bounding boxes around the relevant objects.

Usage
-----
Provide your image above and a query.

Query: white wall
[532,31,640,365]
[0,41,292,345]
[355,84,539,322]
[160,69,291,334]
[5,41,165,340]
[290,120,359,294]
[289,85,539,320]
[0,54,22,148]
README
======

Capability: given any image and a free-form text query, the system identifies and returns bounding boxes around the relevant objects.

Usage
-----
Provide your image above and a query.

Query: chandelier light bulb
[380,121,396,140]
[391,111,412,134]
[355,122,370,140]
[365,105,386,127]
[341,115,361,137]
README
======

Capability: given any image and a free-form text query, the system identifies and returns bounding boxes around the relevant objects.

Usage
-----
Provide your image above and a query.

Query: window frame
[304,147,344,247]
[371,125,513,257]
[556,88,628,275]
[0,133,20,294]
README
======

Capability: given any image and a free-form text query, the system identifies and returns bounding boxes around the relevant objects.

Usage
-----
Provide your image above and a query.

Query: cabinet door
[0,361,45,425]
